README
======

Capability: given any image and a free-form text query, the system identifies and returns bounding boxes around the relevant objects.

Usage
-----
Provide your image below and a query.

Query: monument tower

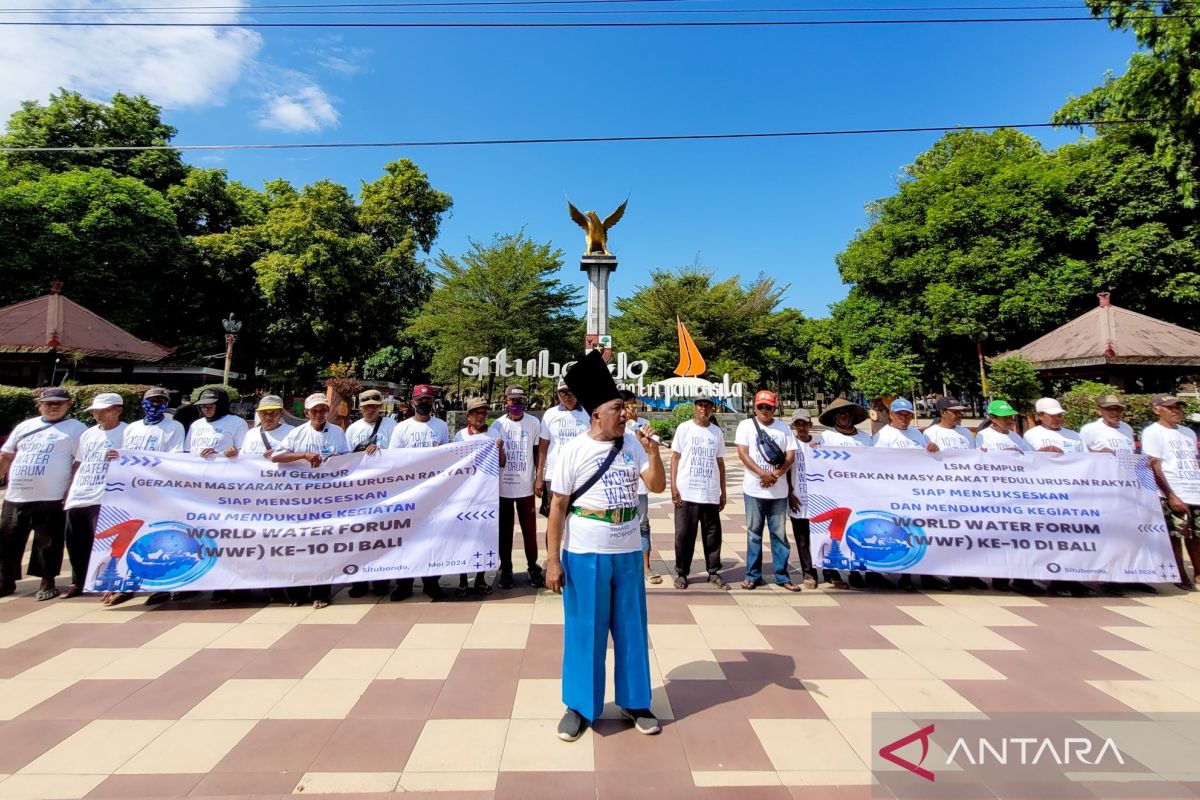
[568,198,627,362]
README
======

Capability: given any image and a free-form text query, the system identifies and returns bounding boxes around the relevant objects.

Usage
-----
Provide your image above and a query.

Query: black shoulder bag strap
[751,416,782,465]
[259,426,272,451]
[351,417,383,453]
[569,436,625,507]
[13,418,63,449]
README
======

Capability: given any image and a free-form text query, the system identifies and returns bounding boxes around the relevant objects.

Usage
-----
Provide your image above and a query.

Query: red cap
[412,385,436,400]
[754,390,777,408]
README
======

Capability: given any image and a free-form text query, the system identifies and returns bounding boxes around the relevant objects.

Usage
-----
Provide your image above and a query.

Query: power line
[0,3,1156,13]
[0,14,1184,24]
[0,119,1154,153]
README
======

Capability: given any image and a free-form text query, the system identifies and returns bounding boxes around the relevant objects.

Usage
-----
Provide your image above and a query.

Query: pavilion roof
[0,284,171,363]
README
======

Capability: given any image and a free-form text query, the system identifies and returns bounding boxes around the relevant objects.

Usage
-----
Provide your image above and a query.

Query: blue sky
[2,6,1137,321]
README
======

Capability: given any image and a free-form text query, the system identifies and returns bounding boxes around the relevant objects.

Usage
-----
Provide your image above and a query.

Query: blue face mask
[141,398,167,424]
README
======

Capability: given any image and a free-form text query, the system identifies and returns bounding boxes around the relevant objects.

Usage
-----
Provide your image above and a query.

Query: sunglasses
[558,390,574,396]
[755,404,774,411]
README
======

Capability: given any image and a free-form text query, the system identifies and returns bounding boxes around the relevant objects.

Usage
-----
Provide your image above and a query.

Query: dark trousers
[500,495,538,575]
[539,482,553,517]
[790,517,840,583]
[673,501,723,578]
[65,505,100,588]
[0,499,65,588]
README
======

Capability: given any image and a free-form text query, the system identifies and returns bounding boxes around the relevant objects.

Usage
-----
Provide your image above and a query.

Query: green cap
[987,399,1019,417]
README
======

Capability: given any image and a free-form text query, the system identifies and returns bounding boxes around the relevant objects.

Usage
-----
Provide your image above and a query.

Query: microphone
[633,422,662,445]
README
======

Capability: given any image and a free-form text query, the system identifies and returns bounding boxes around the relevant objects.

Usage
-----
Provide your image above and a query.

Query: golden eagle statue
[567,197,627,256]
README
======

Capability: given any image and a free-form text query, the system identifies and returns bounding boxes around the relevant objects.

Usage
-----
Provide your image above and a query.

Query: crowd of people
[1,367,1199,742]
[1,381,1197,608]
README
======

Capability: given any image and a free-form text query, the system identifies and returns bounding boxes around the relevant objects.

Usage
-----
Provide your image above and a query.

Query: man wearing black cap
[546,351,665,742]
[1142,393,1200,590]
[923,397,976,451]
[535,378,589,518]
[187,388,247,457]
[389,384,449,601]
[489,386,544,589]
[0,388,87,600]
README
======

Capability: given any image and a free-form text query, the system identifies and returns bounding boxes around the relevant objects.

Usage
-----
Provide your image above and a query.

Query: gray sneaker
[619,707,661,735]
[557,709,587,742]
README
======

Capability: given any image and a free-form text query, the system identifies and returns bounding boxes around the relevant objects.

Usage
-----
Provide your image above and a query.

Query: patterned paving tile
[0,486,1195,798]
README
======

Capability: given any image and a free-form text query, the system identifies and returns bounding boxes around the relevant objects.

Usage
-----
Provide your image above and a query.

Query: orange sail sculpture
[673,318,706,377]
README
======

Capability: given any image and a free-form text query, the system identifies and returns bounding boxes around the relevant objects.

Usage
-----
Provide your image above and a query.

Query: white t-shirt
[65,422,127,510]
[976,427,1032,452]
[539,405,590,478]
[923,424,976,451]
[671,419,726,505]
[488,414,541,499]
[1024,426,1085,453]
[550,432,649,554]
[1,417,87,503]
[1079,420,1136,454]
[121,419,185,453]
[625,419,652,496]
[389,417,449,448]
[275,423,350,457]
[787,436,822,520]
[240,423,295,457]
[186,415,248,454]
[819,428,873,447]
[873,425,929,449]
[1141,422,1200,505]
[454,428,490,442]
[734,417,797,500]
[346,416,397,452]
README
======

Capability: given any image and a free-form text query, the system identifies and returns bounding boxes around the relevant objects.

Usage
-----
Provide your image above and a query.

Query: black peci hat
[564,350,622,416]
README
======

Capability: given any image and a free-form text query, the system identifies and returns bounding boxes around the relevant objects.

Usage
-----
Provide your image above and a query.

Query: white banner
[85,441,500,592]
[805,448,1177,582]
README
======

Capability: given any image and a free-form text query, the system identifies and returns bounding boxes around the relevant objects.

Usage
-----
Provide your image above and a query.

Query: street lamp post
[221,314,242,387]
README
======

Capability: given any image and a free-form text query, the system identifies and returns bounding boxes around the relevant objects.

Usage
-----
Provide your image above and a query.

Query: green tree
[1052,2,1200,205]
[987,355,1042,412]
[408,232,581,387]
[362,344,419,382]
[850,352,923,401]
[610,265,785,384]
[0,168,182,333]
[0,90,187,191]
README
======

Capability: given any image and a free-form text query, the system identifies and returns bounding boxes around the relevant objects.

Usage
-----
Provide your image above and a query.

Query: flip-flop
[312,599,330,609]
[35,587,60,602]
[61,585,83,599]
[646,573,663,585]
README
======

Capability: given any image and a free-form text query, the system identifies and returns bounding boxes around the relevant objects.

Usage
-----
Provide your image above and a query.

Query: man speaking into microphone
[545,350,666,742]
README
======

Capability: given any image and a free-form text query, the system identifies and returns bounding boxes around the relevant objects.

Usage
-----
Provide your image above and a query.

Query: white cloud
[0,0,262,116]
[258,83,339,133]
[0,0,342,135]
[315,37,371,77]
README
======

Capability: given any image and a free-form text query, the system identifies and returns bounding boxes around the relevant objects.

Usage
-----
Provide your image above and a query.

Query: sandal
[456,585,469,599]
[779,582,802,593]
[673,575,688,590]
[802,577,818,590]
[35,587,60,602]
[708,574,730,590]
[830,579,849,590]
[312,599,330,609]
[646,573,663,585]
[740,579,758,590]
[61,585,83,599]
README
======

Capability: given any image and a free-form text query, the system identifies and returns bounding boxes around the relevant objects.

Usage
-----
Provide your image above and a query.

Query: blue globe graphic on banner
[844,513,926,570]
[124,523,217,588]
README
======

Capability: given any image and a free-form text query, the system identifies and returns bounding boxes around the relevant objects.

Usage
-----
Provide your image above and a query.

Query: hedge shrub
[0,384,151,436]
[1059,380,1196,432]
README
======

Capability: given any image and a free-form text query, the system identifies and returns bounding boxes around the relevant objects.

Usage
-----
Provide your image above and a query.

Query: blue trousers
[744,495,791,585]
[561,549,652,721]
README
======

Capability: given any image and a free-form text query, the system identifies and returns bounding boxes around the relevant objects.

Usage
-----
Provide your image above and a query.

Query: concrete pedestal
[581,254,617,358]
